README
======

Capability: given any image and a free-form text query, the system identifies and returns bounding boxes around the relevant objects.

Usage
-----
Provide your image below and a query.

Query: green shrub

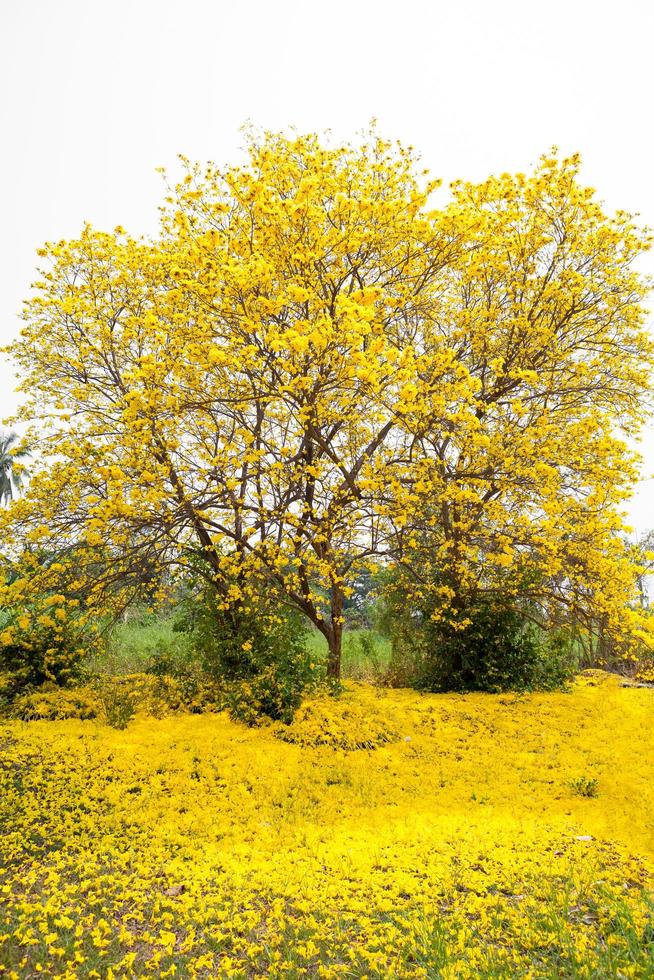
[569,774,599,798]
[274,697,399,750]
[96,683,136,729]
[0,672,15,714]
[6,670,220,725]
[226,665,302,726]
[347,630,385,683]
[174,572,316,723]
[382,585,577,693]
[427,601,577,693]
[92,673,187,724]
[382,639,421,689]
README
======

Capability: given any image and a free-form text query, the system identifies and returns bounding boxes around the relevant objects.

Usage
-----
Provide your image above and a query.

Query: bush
[425,601,577,693]
[174,577,316,723]
[92,673,189,723]
[569,774,599,798]
[635,659,654,684]
[384,590,577,693]
[226,665,303,726]
[347,631,386,684]
[6,671,222,724]
[94,680,137,729]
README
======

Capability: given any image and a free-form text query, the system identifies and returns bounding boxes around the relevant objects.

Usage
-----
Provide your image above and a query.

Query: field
[1,670,653,978]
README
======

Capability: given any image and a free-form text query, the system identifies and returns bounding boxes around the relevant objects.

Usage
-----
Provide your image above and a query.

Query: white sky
[0,0,652,531]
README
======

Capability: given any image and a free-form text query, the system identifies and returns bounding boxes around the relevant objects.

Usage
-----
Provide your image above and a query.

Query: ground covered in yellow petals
[1,672,653,978]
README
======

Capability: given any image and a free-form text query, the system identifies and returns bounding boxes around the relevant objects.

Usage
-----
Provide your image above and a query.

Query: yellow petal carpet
[1,673,653,977]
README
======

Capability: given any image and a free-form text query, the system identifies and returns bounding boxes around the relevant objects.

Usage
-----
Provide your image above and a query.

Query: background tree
[1,136,652,678]
[0,431,29,505]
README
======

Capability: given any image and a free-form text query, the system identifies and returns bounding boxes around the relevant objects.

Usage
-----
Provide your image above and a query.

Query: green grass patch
[96,611,391,683]
[305,628,392,680]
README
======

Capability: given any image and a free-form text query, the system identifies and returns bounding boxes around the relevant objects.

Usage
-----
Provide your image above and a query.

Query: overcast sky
[1,0,652,530]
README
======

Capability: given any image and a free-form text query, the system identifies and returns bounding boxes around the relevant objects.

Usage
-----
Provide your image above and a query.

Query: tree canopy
[1,131,652,674]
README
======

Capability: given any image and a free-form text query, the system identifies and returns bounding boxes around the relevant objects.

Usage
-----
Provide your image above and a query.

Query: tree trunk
[326,628,342,680]
[326,580,344,680]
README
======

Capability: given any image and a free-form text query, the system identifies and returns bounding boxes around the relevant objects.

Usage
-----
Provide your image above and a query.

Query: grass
[305,628,392,679]
[95,612,193,674]
[100,610,392,681]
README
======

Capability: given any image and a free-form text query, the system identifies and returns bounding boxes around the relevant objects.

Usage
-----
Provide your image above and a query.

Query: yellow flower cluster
[9,685,99,721]
[635,660,654,685]
[5,673,219,723]
[1,674,653,978]
[274,695,399,750]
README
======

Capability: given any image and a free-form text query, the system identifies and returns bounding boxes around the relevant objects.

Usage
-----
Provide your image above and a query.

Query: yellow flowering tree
[389,156,654,657]
[1,134,652,678]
